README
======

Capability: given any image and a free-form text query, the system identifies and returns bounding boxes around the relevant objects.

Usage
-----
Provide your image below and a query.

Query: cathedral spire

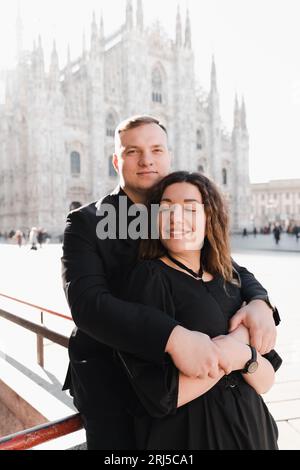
[210,55,217,92]
[137,0,144,31]
[126,0,134,30]
[91,11,98,53]
[67,44,71,66]
[176,4,182,47]
[99,11,105,44]
[37,35,45,70]
[82,30,87,59]
[16,1,23,62]
[184,8,191,48]
[49,41,60,87]
[241,96,248,131]
[234,93,241,129]
[31,35,45,83]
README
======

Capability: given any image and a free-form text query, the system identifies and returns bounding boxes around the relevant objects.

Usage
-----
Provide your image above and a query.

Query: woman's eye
[160,206,171,212]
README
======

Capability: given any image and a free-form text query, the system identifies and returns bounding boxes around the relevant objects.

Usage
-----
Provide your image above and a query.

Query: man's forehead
[119,124,167,145]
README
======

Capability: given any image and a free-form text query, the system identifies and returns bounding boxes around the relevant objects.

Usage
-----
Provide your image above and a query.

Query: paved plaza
[0,240,299,449]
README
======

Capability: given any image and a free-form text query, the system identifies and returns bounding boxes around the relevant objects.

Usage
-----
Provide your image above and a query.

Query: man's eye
[127,150,137,155]
[154,148,163,153]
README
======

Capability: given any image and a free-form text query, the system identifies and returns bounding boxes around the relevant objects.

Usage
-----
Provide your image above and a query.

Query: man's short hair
[115,115,168,139]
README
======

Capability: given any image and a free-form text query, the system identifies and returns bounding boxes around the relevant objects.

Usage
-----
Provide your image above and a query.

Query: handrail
[0,301,82,450]
[0,309,69,348]
[0,293,72,321]
[0,413,83,450]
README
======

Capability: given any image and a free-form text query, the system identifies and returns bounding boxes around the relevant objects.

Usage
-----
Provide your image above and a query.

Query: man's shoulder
[69,187,125,221]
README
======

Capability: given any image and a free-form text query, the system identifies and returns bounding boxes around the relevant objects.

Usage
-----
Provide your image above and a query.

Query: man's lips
[136,171,158,176]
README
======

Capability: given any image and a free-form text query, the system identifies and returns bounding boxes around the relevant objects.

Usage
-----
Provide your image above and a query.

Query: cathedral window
[152,68,163,104]
[222,168,228,186]
[106,113,116,138]
[71,151,81,176]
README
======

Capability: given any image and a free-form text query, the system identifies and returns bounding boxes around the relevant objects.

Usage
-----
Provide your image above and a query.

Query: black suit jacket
[61,187,272,416]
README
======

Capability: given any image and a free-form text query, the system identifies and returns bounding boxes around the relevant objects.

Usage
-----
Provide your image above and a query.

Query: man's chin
[136,174,162,189]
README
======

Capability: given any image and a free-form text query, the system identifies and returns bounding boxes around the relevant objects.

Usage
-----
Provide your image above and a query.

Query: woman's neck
[166,251,202,273]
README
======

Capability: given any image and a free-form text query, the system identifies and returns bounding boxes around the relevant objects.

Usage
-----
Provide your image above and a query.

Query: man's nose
[138,151,154,166]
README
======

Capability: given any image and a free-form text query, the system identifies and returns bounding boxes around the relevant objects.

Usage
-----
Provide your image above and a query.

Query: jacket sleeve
[232,260,281,326]
[61,210,179,365]
[263,349,283,372]
[232,260,268,302]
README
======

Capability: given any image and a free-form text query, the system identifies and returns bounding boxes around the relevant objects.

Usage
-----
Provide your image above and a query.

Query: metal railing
[0,294,83,450]
[0,414,83,450]
[0,293,72,367]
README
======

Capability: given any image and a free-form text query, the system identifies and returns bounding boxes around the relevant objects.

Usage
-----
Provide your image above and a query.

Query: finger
[264,339,275,355]
[259,328,277,354]
[219,357,232,376]
[250,329,263,352]
[229,311,244,332]
[208,364,220,379]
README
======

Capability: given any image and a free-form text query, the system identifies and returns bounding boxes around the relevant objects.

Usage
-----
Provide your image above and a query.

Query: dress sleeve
[116,261,179,418]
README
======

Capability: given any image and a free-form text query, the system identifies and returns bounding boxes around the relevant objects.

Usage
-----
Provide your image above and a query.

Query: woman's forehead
[161,182,203,202]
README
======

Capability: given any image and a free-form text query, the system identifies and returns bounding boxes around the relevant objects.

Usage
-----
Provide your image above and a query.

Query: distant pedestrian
[253,227,257,237]
[242,228,248,237]
[29,227,38,250]
[15,230,23,248]
[273,226,281,245]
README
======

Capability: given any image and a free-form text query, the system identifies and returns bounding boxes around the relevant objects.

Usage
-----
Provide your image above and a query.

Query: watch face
[248,361,259,374]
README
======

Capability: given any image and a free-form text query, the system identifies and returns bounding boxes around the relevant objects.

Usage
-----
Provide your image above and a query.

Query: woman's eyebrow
[160,199,202,203]
[183,199,202,203]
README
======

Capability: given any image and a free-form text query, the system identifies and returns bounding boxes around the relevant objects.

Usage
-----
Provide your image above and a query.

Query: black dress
[119,259,281,450]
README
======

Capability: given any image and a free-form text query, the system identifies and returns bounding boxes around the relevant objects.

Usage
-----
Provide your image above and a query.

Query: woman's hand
[212,335,252,373]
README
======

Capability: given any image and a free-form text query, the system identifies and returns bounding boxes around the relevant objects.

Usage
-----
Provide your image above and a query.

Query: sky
[0,0,299,184]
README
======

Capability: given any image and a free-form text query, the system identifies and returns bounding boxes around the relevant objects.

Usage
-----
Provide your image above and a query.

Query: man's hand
[165,326,231,379]
[229,300,276,354]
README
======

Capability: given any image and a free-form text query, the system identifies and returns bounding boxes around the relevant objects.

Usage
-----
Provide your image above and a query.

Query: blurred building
[251,179,300,229]
[0,1,250,235]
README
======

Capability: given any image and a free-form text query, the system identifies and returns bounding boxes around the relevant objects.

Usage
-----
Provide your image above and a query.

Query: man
[62,115,279,450]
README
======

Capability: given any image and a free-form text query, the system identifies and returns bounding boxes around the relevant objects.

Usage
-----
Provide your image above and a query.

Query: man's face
[113,123,172,194]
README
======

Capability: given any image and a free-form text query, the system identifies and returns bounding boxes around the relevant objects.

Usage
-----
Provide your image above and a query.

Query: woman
[117,171,281,450]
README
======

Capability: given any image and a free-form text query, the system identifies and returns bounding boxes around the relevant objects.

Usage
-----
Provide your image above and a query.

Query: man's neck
[121,186,147,205]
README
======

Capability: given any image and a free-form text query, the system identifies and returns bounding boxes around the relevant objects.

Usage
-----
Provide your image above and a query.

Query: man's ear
[112,154,119,174]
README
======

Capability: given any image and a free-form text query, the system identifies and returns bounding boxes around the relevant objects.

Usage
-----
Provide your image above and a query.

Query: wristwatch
[250,295,281,326]
[241,345,259,374]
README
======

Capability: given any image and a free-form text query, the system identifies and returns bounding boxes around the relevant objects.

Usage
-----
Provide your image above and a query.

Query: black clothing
[120,260,280,450]
[61,187,277,449]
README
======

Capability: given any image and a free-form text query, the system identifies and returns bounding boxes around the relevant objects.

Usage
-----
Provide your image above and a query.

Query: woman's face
[159,182,206,253]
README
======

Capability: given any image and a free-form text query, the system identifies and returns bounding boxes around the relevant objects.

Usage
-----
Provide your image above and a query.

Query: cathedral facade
[0,1,251,236]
